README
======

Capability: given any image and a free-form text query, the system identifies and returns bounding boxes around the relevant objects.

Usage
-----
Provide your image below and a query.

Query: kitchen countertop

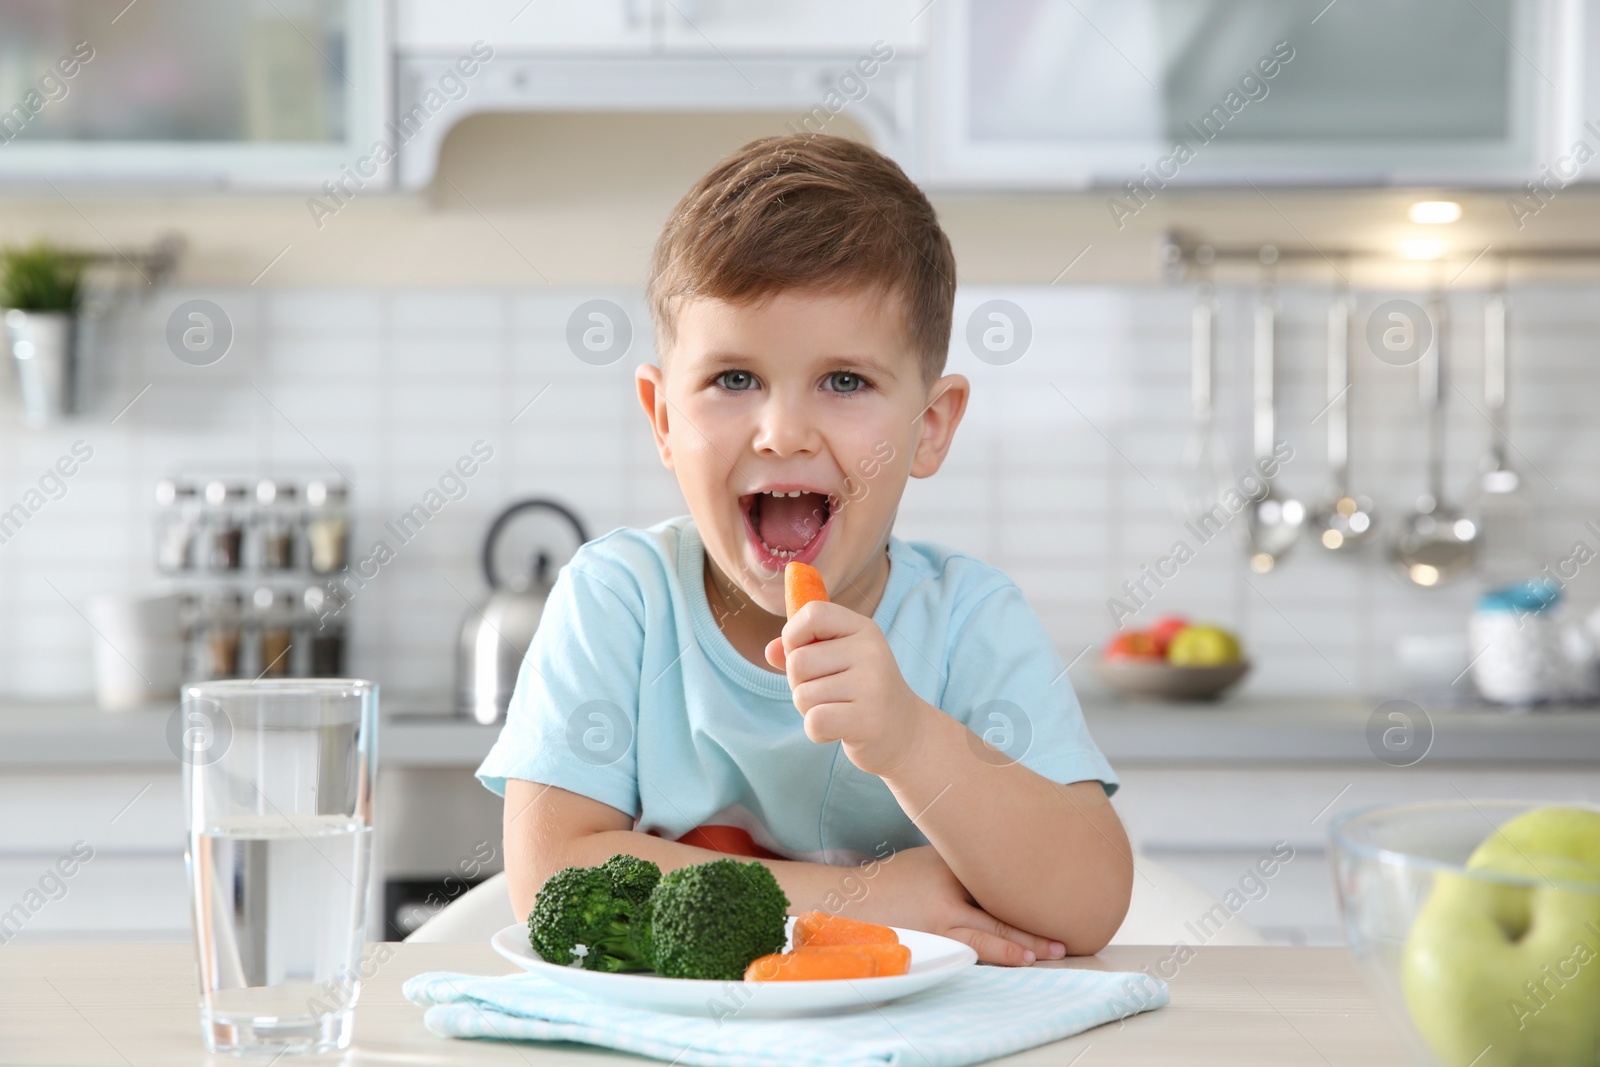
[0,700,499,767]
[0,692,1595,768]
[0,695,498,768]
[0,941,1415,1065]
[1080,693,1600,763]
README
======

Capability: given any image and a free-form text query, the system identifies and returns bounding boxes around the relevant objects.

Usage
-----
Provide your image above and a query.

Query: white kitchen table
[0,941,1419,1065]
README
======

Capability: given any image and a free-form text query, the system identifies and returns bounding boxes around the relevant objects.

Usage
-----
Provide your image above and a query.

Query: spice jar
[154,478,200,572]
[191,589,243,680]
[301,585,347,677]
[199,480,247,572]
[252,586,295,678]
[252,479,299,571]
[304,480,349,575]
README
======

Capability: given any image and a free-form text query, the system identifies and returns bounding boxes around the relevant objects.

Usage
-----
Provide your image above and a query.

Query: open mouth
[740,488,834,569]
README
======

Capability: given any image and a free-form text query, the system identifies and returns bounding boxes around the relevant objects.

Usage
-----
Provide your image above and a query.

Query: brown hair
[647,134,956,382]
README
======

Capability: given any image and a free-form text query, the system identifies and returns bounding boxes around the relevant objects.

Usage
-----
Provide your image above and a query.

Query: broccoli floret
[527,866,651,973]
[599,853,661,907]
[529,856,787,981]
[645,858,789,981]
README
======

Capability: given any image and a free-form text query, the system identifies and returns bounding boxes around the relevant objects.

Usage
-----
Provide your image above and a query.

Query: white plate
[490,917,978,1018]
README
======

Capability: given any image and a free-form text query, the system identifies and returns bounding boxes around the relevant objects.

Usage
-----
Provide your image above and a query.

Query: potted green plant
[2,243,91,425]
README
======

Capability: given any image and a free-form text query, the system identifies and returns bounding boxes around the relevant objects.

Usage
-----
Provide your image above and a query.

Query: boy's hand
[765,601,928,777]
[832,845,1066,967]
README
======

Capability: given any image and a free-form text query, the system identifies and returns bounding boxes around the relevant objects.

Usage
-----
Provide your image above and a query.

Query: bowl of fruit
[1092,615,1250,702]
[1330,801,1600,1067]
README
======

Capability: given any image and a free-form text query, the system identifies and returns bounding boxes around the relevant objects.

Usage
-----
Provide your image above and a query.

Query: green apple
[1165,625,1241,667]
[1402,806,1600,1066]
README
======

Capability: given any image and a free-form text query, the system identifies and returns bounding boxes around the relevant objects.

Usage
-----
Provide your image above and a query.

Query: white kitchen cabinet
[1112,763,1600,946]
[0,766,395,945]
[657,0,928,55]
[0,855,189,943]
[395,0,925,55]
[0,770,185,944]
[0,0,389,187]
[925,0,1596,188]
[393,0,653,54]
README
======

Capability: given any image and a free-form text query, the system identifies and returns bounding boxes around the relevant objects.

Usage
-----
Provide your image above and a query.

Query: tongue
[757,493,828,552]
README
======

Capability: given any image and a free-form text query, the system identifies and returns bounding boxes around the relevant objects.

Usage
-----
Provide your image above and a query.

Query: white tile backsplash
[3,284,1599,701]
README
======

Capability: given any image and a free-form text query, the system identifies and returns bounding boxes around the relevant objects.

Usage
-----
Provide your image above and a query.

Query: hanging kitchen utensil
[1479,289,1516,493]
[1242,258,1304,572]
[1390,294,1478,587]
[1469,284,1537,584]
[455,498,590,724]
[1311,282,1378,552]
[1176,266,1234,525]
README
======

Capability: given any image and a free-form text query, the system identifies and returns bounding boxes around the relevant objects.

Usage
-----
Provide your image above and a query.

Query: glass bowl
[1329,800,1600,1067]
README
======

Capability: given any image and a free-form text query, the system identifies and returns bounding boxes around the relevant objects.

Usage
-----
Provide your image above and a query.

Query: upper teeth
[765,490,805,497]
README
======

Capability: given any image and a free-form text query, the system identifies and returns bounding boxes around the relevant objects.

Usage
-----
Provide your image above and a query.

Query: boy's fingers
[784,640,852,685]
[791,675,853,713]
[798,700,852,742]
[765,637,787,670]
[984,914,1065,961]
[948,926,1037,967]
[782,600,864,651]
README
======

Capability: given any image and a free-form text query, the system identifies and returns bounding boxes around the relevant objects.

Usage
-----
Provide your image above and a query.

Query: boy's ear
[635,363,676,471]
[909,373,970,478]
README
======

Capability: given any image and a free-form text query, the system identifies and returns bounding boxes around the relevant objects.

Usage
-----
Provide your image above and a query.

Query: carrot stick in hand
[784,561,829,619]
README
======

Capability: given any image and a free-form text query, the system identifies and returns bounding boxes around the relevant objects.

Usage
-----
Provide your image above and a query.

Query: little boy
[478,135,1132,964]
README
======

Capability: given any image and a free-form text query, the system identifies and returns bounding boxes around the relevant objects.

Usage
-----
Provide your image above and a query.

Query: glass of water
[180,679,377,1055]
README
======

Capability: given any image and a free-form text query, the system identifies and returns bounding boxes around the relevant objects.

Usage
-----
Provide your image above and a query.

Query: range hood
[392,50,921,190]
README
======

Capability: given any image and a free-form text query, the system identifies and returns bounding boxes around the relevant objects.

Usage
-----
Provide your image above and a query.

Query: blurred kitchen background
[0,0,1597,949]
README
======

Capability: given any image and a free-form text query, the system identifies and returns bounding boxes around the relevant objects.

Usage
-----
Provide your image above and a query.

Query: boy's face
[636,288,968,618]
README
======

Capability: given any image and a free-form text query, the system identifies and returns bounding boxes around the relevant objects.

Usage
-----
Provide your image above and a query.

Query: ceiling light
[1399,239,1447,260]
[1409,201,1462,224]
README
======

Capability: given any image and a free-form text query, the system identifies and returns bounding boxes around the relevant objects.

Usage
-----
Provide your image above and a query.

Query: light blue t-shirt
[476,516,1117,865]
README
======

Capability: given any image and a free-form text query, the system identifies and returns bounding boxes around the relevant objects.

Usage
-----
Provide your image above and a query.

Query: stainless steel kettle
[455,498,588,724]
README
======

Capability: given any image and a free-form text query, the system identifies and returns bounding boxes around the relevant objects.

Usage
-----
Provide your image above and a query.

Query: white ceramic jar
[1469,582,1564,706]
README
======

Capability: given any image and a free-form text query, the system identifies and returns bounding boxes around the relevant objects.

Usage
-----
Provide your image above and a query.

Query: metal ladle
[1468,286,1538,582]
[1311,285,1378,552]
[1479,290,1519,495]
[1390,295,1478,587]
[1243,261,1304,573]
[1176,263,1234,524]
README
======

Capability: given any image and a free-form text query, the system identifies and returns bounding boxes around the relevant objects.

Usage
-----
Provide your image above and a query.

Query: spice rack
[153,474,352,683]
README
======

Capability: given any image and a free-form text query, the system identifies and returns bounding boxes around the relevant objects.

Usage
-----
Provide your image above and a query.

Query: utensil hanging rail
[1159,230,1600,281]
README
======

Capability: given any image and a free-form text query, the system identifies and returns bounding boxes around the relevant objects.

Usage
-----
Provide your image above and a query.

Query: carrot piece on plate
[791,910,899,947]
[784,561,829,619]
[796,943,911,977]
[745,949,877,982]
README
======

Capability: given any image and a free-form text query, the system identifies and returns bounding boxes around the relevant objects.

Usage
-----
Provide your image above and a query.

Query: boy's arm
[878,713,1134,955]
[502,779,1067,965]
[502,779,731,917]
[772,603,1134,956]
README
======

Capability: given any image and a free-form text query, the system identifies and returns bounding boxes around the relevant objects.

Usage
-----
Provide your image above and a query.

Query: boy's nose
[751,396,820,457]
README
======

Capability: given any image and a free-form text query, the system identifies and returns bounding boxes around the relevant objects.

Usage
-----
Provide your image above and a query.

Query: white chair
[407,873,520,943]
[1113,854,1266,946]
[405,854,1265,947]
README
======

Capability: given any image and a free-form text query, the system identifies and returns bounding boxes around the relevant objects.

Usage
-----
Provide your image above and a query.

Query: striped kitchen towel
[403,965,1167,1067]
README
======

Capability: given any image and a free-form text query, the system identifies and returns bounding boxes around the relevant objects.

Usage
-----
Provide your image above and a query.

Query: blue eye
[716,370,756,391]
[826,371,866,393]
